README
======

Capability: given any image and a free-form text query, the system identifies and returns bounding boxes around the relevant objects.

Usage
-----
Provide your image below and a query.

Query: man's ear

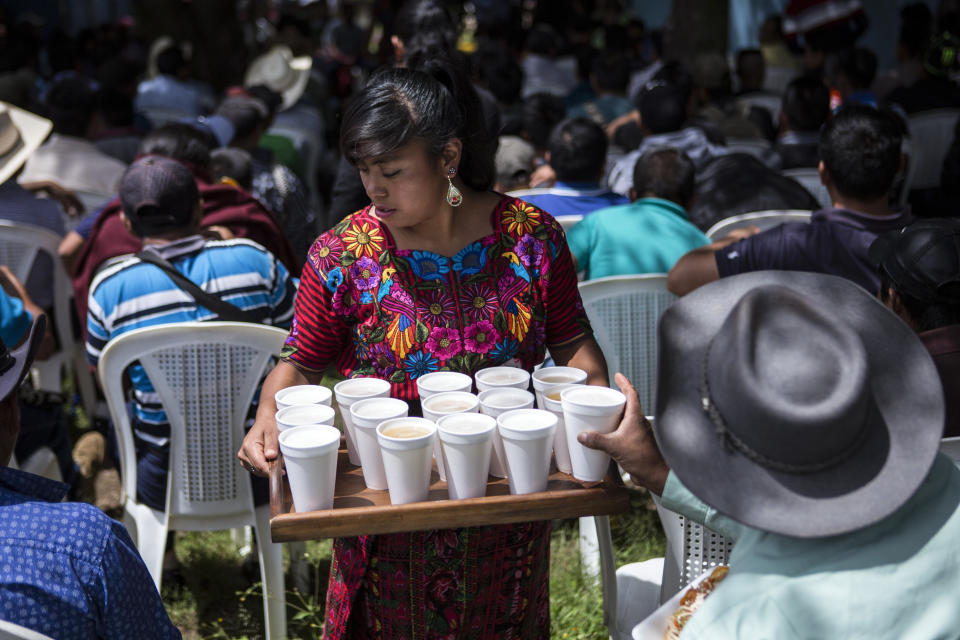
[628,187,638,202]
[119,211,134,233]
[818,161,830,187]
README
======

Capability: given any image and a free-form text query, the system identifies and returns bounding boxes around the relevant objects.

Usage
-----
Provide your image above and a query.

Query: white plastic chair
[0,620,54,640]
[782,167,831,209]
[706,209,812,242]
[941,436,960,463]
[907,109,960,190]
[0,220,98,419]
[97,322,288,640]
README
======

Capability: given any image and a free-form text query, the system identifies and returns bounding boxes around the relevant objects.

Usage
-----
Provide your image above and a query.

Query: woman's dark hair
[394,0,456,50]
[138,123,216,168]
[340,61,496,191]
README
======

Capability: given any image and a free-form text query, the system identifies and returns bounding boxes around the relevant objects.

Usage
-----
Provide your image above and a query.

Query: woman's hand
[238,360,312,475]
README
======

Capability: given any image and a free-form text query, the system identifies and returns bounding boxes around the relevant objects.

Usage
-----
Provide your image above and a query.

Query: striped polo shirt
[87,234,296,451]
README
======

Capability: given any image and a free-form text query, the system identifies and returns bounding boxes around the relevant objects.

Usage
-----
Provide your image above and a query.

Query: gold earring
[446,168,463,207]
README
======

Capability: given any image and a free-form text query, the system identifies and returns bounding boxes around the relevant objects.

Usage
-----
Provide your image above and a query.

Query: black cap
[119,155,199,236]
[869,218,960,304]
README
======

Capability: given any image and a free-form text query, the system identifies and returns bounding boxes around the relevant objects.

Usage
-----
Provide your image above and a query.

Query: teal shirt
[660,454,960,639]
[565,198,709,279]
[0,288,30,347]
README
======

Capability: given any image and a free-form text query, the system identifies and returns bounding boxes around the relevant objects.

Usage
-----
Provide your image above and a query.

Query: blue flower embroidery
[403,350,439,379]
[325,267,344,292]
[490,338,520,363]
[452,242,488,275]
[408,251,450,280]
[359,291,373,304]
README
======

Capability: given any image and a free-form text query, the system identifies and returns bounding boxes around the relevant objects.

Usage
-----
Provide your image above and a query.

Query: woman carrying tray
[239,58,608,638]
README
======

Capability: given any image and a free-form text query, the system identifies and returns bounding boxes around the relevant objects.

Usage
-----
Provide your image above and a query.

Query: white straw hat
[0,101,52,185]
[244,45,312,111]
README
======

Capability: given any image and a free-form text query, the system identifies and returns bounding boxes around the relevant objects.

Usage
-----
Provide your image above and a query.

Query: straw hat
[0,101,52,185]
[244,45,312,111]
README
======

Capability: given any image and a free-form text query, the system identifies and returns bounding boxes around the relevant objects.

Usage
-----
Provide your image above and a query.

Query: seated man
[86,156,296,511]
[0,315,180,639]
[871,218,960,437]
[773,76,830,170]
[509,117,627,216]
[669,105,912,295]
[566,148,708,279]
[582,271,960,639]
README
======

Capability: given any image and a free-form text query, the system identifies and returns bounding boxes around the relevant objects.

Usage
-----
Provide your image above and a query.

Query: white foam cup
[477,388,536,478]
[496,408,557,495]
[350,398,409,490]
[421,391,480,482]
[278,424,341,512]
[474,366,531,393]
[531,366,588,409]
[437,413,496,500]
[275,384,333,411]
[275,404,337,433]
[377,418,437,505]
[560,386,627,482]
[541,383,581,475]
[415,371,473,399]
[334,378,391,465]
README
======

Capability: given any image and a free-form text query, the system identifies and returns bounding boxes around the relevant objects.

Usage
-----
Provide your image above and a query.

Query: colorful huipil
[282,195,593,638]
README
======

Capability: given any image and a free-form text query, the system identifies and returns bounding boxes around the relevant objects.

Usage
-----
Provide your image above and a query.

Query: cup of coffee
[334,378,391,466]
[350,397,409,490]
[275,384,333,411]
[278,424,341,512]
[421,391,480,481]
[416,371,473,399]
[477,388,535,478]
[436,413,496,500]
[541,384,580,475]
[496,408,557,495]
[376,417,437,504]
[531,366,588,410]
[560,386,627,482]
[474,366,531,393]
[275,404,337,433]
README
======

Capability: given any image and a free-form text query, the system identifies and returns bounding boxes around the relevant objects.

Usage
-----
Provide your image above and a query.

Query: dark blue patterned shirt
[0,467,180,638]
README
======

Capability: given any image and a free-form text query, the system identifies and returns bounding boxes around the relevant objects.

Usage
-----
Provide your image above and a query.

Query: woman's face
[357,139,458,230]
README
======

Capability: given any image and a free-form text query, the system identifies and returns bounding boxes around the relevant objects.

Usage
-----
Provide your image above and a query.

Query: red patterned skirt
[323,522,551,639]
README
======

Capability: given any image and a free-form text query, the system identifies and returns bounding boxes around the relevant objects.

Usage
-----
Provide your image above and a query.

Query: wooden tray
[269,443,630,542]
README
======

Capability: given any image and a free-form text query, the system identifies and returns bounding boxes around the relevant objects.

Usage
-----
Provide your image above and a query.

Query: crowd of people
[2,0,960,637]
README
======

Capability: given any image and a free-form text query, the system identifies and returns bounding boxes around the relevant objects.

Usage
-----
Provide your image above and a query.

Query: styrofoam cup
[437,413,496,500]
[497,408,557,495]
[415,371,473,399]
[334,378,391,465]
[422,391,480,481]
[531,366,588,409]
[275,404,337,433]
[474,366,531,393]
[478,388,535,478]
[275,384,333,411]
[278,425,340,512]
[561,386,627,482]
[541,383,581,475]
[350,397,409,490]
[377,418,437,504]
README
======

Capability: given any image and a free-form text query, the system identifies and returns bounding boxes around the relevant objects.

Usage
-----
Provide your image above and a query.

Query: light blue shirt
[660,454,960,639]
[565,198,709,279]
[0,287,30,347]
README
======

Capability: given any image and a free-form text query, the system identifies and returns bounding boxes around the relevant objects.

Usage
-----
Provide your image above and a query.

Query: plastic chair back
[941,436,960,463]
[782,168,831,209]
[706,209,812,241]
[554,214,583,232]
[907,109,960,190]
[0,220,97,417]
[577,275,676,414]
[0,620,54,640]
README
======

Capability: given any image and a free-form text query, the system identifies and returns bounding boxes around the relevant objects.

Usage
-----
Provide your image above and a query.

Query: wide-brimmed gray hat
[655,271,944,538]
[0,315,45,404]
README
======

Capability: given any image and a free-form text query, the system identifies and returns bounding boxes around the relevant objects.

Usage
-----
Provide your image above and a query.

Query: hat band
[699,350,872,474]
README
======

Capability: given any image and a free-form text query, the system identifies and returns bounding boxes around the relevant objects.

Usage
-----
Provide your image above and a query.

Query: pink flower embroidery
[425,326,462,361]
[309,234,343,272]
[417,289,456,324]
[464,320,500,355]
[459,282,499,321]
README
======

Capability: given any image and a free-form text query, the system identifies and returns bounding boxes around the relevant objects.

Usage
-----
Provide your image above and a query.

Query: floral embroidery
[501,201,541,236]
[325,266,345,292]
[332,283,358,316]
[459,282,499,321]
[490,338,520,362]
[417,289,456,324]
[382,289,417,360]
[350,256,381,291]
[408,251,450,280]
[425,326,462,360]
[342,221,385,258]
[515,234,545,267]
[311,234,343,272]
[464,320,499,354]
[404,350,439,378]
[452,242,487,275]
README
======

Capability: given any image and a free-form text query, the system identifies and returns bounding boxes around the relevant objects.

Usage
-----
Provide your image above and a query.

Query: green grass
[161,487,664,640]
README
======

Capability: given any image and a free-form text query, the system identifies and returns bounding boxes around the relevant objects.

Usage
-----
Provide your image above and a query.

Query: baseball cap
[869,218,960,304]
[119,155,200,236]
